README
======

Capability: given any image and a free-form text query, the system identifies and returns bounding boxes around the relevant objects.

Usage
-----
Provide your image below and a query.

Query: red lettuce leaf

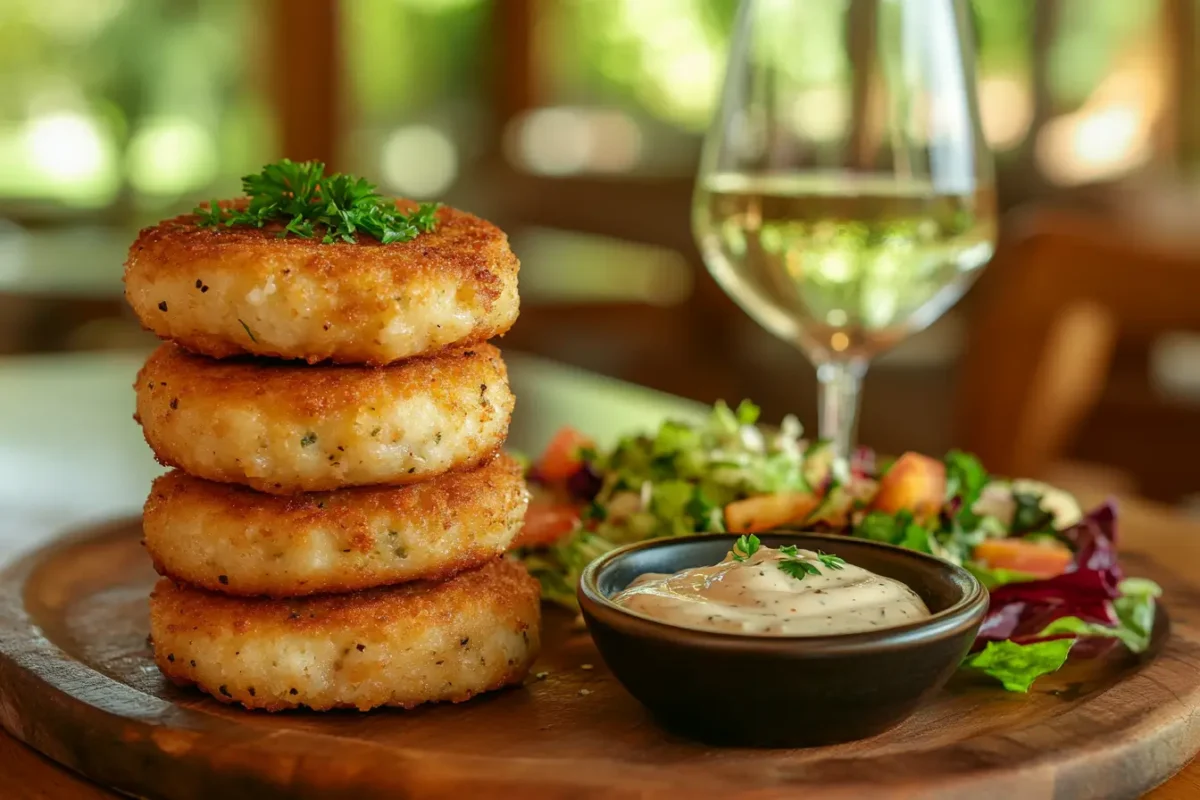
[976,502,1122,645]
[1059,500,1120,573]
[850,446,876,479]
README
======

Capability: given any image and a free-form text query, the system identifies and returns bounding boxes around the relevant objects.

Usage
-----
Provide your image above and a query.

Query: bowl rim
[578,531,989,655]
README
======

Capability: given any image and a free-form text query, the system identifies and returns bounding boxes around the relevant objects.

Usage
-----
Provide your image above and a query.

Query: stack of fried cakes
[124,200,540,712]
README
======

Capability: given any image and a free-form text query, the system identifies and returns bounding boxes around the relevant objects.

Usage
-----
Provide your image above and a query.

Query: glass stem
[816,359,868,461]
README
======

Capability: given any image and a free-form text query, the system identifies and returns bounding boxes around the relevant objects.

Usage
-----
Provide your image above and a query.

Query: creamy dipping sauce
[611,545,931,636]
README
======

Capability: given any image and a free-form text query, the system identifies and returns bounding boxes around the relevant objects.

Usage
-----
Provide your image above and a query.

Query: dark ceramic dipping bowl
[578,532,987,748]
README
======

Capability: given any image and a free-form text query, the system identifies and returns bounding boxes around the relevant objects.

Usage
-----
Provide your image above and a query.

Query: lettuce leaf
[855,509,930,549]
[944,450,988,504]
[962,637,1075,692]
[965,562,1041,590]
[966,576,1163,692]
[1112,577,1162,653]
[1036,615,1145,654]
[1036,578,1161,655]
[944,450,988,529]
[899,524,935,554]
[522,531,617,608]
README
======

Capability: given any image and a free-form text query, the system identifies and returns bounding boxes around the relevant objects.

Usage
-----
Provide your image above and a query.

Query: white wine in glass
[694,0,996,459]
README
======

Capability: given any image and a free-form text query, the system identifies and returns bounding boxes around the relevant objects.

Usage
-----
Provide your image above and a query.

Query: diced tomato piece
[724,493,821,534]
[513,502,581,548]
[870,452,947,525]
[973,538,1073,579]
[536,427,595,482]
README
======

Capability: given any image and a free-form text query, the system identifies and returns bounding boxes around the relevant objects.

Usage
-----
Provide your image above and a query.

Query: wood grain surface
[2,511,1200,800]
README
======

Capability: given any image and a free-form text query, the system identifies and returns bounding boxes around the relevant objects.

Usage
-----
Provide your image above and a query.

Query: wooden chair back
[956,208,1200,485]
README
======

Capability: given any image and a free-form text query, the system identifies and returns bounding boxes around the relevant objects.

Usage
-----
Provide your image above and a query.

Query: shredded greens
[521,401,806,603]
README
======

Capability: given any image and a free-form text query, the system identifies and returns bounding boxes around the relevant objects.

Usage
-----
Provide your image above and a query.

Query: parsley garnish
[818,551,846,570]
[779,558,822,580]
[777,549,846,581]
[238,318,258,343]
[194,159,440,245]
[300,432,317,448]
[731,534,760,562]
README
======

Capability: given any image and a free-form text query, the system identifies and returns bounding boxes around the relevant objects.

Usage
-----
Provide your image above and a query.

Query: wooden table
[1,350,1198,799]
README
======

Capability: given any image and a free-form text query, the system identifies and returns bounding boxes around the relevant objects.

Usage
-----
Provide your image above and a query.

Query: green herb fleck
[817,551,846,570]
[778,558,822,580]
[777,550,844,581]
[194,159,440,245]
[300,432,317,448]
[238,319,258,343]
[731,534,760,562]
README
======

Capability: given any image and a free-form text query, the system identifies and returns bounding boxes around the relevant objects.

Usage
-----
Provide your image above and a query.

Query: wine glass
[693,0,996,460]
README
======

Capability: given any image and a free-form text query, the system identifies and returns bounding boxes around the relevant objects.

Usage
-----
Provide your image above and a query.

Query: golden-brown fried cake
[135,342,513,493]
[149,558,541,712]
[143,454,529,597]
[124,201,520,365]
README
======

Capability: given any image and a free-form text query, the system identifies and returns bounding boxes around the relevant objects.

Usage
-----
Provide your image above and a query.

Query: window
[341,0,490,198]
[0,0,272,221]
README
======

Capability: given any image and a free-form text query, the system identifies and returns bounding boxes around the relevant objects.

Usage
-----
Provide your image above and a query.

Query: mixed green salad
[515,401,1162,693]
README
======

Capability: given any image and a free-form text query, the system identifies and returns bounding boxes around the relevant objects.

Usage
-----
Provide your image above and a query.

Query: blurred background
[1,0,1198,509]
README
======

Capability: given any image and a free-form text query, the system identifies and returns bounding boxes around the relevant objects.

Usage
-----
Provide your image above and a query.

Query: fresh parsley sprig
[778,558,822,580]
[731,536,846,581]
[195,159,440,245]
[777,547,846,581]
[731,534,761,562]
[819,552,846,570]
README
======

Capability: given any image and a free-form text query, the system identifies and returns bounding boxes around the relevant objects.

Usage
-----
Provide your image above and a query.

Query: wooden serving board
[3,520,1200,800]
